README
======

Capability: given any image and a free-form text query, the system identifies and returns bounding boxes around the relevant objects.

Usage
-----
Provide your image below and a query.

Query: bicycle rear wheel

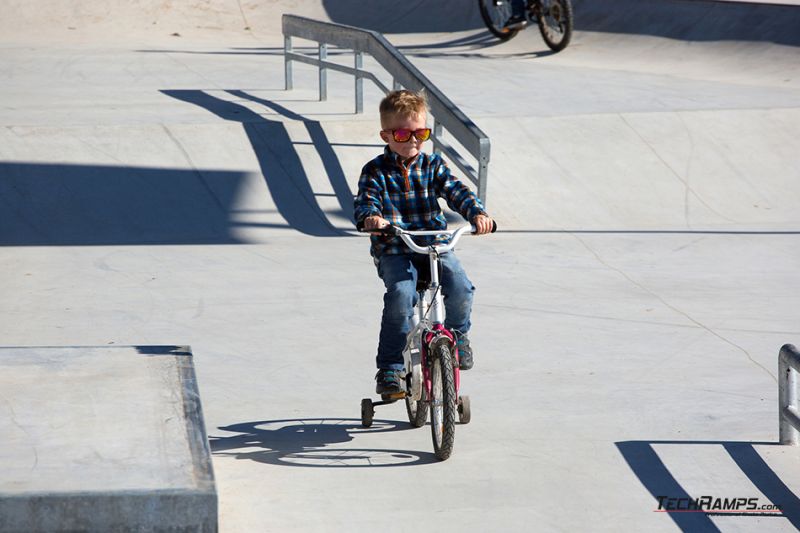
[536,0,573,51]
[405,386,428,428]
[478,0,521,41]
[429,343,457,460]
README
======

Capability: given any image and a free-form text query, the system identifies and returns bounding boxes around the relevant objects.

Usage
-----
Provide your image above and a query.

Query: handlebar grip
[471,220,498,234]
[355,220,401,235]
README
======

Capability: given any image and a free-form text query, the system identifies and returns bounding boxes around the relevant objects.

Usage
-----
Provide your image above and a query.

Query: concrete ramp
[0,346,216,532]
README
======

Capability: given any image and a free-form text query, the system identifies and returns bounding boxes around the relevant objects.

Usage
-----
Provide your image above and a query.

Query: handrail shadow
[163,90,357,237]
[617,440,800,531]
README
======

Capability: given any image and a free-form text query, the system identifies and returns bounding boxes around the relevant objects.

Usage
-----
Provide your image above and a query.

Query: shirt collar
[383,145,420,169]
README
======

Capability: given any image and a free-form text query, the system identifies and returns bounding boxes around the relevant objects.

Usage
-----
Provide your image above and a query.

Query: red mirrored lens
[392,129,412,142]
[415,128,431,141]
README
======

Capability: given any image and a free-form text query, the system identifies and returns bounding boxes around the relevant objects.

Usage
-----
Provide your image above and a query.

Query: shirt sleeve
[353,163,384,223]
[432,156,488,222]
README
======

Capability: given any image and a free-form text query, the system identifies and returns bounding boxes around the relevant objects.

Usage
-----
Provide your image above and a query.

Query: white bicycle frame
[398,225,474,401]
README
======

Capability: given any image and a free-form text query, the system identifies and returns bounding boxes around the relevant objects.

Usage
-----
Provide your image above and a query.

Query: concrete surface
[0,346,216,532]
[1,0,800,531]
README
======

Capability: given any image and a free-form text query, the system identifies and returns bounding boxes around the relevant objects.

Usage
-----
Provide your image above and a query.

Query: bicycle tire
[405,385,428,428]
[430,342,457,460]
[478,0,520,41]
[536,0,573,52]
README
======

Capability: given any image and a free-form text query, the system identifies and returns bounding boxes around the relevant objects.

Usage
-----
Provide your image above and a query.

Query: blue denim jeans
[511,0,526,17]
[375,252,475,370]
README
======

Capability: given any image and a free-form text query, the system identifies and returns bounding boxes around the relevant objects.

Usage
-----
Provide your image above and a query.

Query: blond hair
[379,90,428,128]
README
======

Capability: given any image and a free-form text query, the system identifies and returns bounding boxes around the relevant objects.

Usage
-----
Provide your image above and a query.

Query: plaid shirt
[354,146,487,257]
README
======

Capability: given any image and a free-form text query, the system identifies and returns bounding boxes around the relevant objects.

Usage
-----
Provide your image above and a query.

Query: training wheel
[361,398,374,428]
[458,395,471,424]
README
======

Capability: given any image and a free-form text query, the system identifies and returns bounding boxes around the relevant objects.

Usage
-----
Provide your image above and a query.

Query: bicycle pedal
[381,391,406,401]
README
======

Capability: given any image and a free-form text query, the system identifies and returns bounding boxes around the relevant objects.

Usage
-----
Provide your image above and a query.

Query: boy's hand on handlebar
[364,215,391,234]
[473,214,494,235]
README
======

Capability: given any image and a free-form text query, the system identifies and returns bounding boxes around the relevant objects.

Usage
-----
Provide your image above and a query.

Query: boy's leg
[506,0,528,29]
[375,254,419,372]
[440,253,476,369]
[439,252,475,335]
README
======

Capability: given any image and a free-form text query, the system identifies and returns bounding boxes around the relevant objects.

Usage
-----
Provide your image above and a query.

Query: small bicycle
[478,0,574,52]
[359,223,496,461]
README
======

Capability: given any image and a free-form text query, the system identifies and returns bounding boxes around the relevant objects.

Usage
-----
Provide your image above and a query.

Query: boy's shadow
[209,418,438,467]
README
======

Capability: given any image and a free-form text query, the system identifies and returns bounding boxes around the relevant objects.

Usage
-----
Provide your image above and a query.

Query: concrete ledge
[0,346,216,533]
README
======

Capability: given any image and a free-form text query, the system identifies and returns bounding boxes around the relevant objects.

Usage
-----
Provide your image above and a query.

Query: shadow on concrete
[163,90,354,237]
[321,0,485,33]
[209,418,439,467]
[0,162,259,246]
[573,0,800,46]
[136,346,192,356]
[139,31,552,60]
[498,229,800,235]
[617,440,800,531]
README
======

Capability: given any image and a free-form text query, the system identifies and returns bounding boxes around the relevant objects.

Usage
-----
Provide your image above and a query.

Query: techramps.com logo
[655,496,783,517]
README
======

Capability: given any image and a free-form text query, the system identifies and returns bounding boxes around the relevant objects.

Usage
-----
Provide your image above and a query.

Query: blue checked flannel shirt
[354,146,487,258]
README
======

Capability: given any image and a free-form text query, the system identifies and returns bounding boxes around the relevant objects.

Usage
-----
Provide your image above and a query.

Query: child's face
[380,112,427,160]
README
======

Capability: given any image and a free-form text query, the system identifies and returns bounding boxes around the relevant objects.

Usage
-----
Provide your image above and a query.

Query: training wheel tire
[458,395,471,424]
[361,398,374,428]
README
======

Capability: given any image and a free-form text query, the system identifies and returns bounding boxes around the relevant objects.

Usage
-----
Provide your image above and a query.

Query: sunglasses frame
[385,128,432,143]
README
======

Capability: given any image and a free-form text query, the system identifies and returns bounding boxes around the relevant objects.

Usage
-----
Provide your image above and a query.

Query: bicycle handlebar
[356,220,497,255]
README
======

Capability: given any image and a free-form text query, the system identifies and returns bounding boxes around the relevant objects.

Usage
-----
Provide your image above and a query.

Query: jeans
[511,0,526,17]
[375,253,475,370]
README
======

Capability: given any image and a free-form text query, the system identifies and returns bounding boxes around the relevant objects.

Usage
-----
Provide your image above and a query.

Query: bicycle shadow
[209,418,439,467]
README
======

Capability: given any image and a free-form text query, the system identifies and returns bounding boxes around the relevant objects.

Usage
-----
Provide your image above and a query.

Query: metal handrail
[779,344,800,444]
[282,14,490,205]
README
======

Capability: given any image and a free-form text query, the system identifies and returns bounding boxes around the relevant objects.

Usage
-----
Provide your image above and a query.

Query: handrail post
[284,36,293,90]
[433,120,442,156]
[318,43,328,101]
[354,51,364,113]
[478,159,488,207]
[780,344,800,445]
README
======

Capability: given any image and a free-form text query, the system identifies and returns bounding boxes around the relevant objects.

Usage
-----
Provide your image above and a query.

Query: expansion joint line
[569,232,777,384]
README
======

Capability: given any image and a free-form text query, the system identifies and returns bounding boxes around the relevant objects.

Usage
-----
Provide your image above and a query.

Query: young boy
[353,90,494,395]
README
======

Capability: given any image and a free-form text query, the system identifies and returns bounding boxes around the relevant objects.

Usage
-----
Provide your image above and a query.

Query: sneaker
[455,335,474,371]
[503,14,528,31]
[375,369,403,395]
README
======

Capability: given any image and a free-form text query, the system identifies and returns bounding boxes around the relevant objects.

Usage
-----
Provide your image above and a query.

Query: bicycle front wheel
[478,0,520,41]
[536,0,573,51]
[429,343,457,460]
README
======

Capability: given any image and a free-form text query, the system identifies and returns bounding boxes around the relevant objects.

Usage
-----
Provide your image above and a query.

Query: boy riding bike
[354,89,494,395]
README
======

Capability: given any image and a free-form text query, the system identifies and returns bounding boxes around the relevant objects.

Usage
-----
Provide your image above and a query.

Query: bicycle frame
[397,226,472,402]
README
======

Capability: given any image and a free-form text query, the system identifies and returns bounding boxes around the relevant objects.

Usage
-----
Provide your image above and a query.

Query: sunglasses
[385,128,432,143]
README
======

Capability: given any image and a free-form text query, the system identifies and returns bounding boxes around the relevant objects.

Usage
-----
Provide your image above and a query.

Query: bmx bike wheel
[536,0,573,51]
[405,384,428,428]
[458,395,472,425]
[360,398,374,428]
[430,343,457,460]
[478,0,521,41]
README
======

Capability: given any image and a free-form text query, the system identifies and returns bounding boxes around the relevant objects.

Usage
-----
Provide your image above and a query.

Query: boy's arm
[353,166,384,224]
[433,157,488,223]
